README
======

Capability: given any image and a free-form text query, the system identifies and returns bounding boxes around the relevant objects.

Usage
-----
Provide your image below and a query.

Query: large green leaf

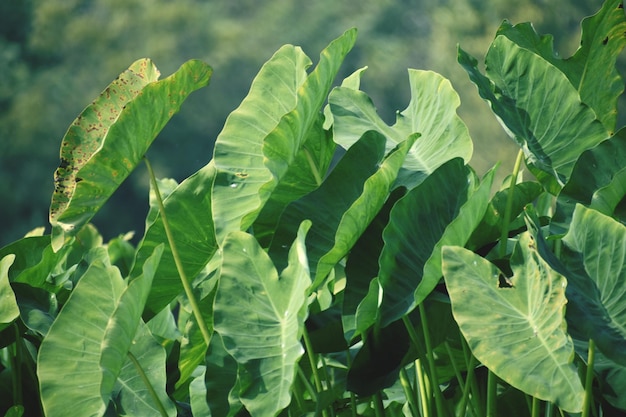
[253,115,335,246]
[132,162,218,318]
[369,159,494,328]
[100,245,164,401]
[561,205,626,366]
[38,246,166,416]
[0,255,19,331]
[458,36,609,191]
[269,131,416,289]
[442,234,584,413]
[111,321,175,417]
[211,29,357,243]
[50,59,212,250]
[342,188,405,342]
[552,130,626,235]
[329,69,473,184]
[39,259,126,416]
[213,222,311,416]
[496,0,626,132]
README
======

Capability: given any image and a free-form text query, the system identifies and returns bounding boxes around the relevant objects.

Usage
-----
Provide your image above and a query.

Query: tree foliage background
[0,0,617,246]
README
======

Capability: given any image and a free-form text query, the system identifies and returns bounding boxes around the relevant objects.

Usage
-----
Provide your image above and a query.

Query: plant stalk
[499,149,525,258]
[417,304,447,417]
[144,157,212,346]
[400,367,420,417]
[582,339,596,417]
[127,351,169,417]
[486,370,497,417]
[302,326,330,417]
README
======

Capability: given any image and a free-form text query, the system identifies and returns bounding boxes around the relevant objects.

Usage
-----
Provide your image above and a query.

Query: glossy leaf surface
[370,159,494,328]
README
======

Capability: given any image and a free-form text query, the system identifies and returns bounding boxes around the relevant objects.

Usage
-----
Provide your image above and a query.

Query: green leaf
[458,37,608,191]
[100,245,164,401]
[270,131,416,290]
[496,0,626,132]
[330,69,473,183]
[253,115,335,246]
[553,130,626,235]
[342,188,404,341]
[561,205,626,366]
[442,234,584,412]
[0,255,19,330]
[112,321,176,417]
[214,221,311,416]
[203,333,241,417]
[372,159,494,328]
[132,162,218,318]
[0,235,72,290]
[468,180,543,251]
[39,259,126,416]
[212,29,357,243]
[39,246,167,416]
[50,59,212,250]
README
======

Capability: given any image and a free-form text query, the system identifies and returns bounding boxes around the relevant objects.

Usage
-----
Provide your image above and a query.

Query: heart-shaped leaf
[442,234,584,412]
[214,222,311,416]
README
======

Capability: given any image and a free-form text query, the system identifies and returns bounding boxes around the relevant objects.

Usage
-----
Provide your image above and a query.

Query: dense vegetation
[1,0,626,416]
[0,0,611,247]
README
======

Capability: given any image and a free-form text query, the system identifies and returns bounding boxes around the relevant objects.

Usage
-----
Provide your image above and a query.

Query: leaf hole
[498,274,514,288]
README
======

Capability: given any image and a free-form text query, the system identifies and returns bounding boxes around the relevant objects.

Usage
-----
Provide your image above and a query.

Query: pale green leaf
[0,254,19,329]
[212,29,357,243]
[111,321,176,417]
[214,221,311,416]
[496,0,626,132]
[442,235,584,412]
[39,259,126,417]
[330,69,473,182]
[50,59,212,250]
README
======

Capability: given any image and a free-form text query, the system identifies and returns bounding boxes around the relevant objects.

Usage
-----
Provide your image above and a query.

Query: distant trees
[0,0,613,246]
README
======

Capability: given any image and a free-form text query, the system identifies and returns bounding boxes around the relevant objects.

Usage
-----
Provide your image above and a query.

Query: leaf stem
[302,326,329,417]
[373,391,385,417]
[582,339,595,417]
[417,304,447,416]
[126,351,169,417]
[499,149,525,258]
[11,323,22,407]
[531,397,540,417]
[144,157,212,346]
[486,370,497,417]
[303,146,323,186]
[400,367,420,417]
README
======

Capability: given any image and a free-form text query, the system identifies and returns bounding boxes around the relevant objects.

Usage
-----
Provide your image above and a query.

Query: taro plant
[1,0,626,416]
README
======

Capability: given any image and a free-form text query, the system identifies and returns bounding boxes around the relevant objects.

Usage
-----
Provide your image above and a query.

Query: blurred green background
[0,0,618,246]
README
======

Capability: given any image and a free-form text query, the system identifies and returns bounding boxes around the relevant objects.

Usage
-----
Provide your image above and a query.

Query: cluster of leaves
[1,1,625,416]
